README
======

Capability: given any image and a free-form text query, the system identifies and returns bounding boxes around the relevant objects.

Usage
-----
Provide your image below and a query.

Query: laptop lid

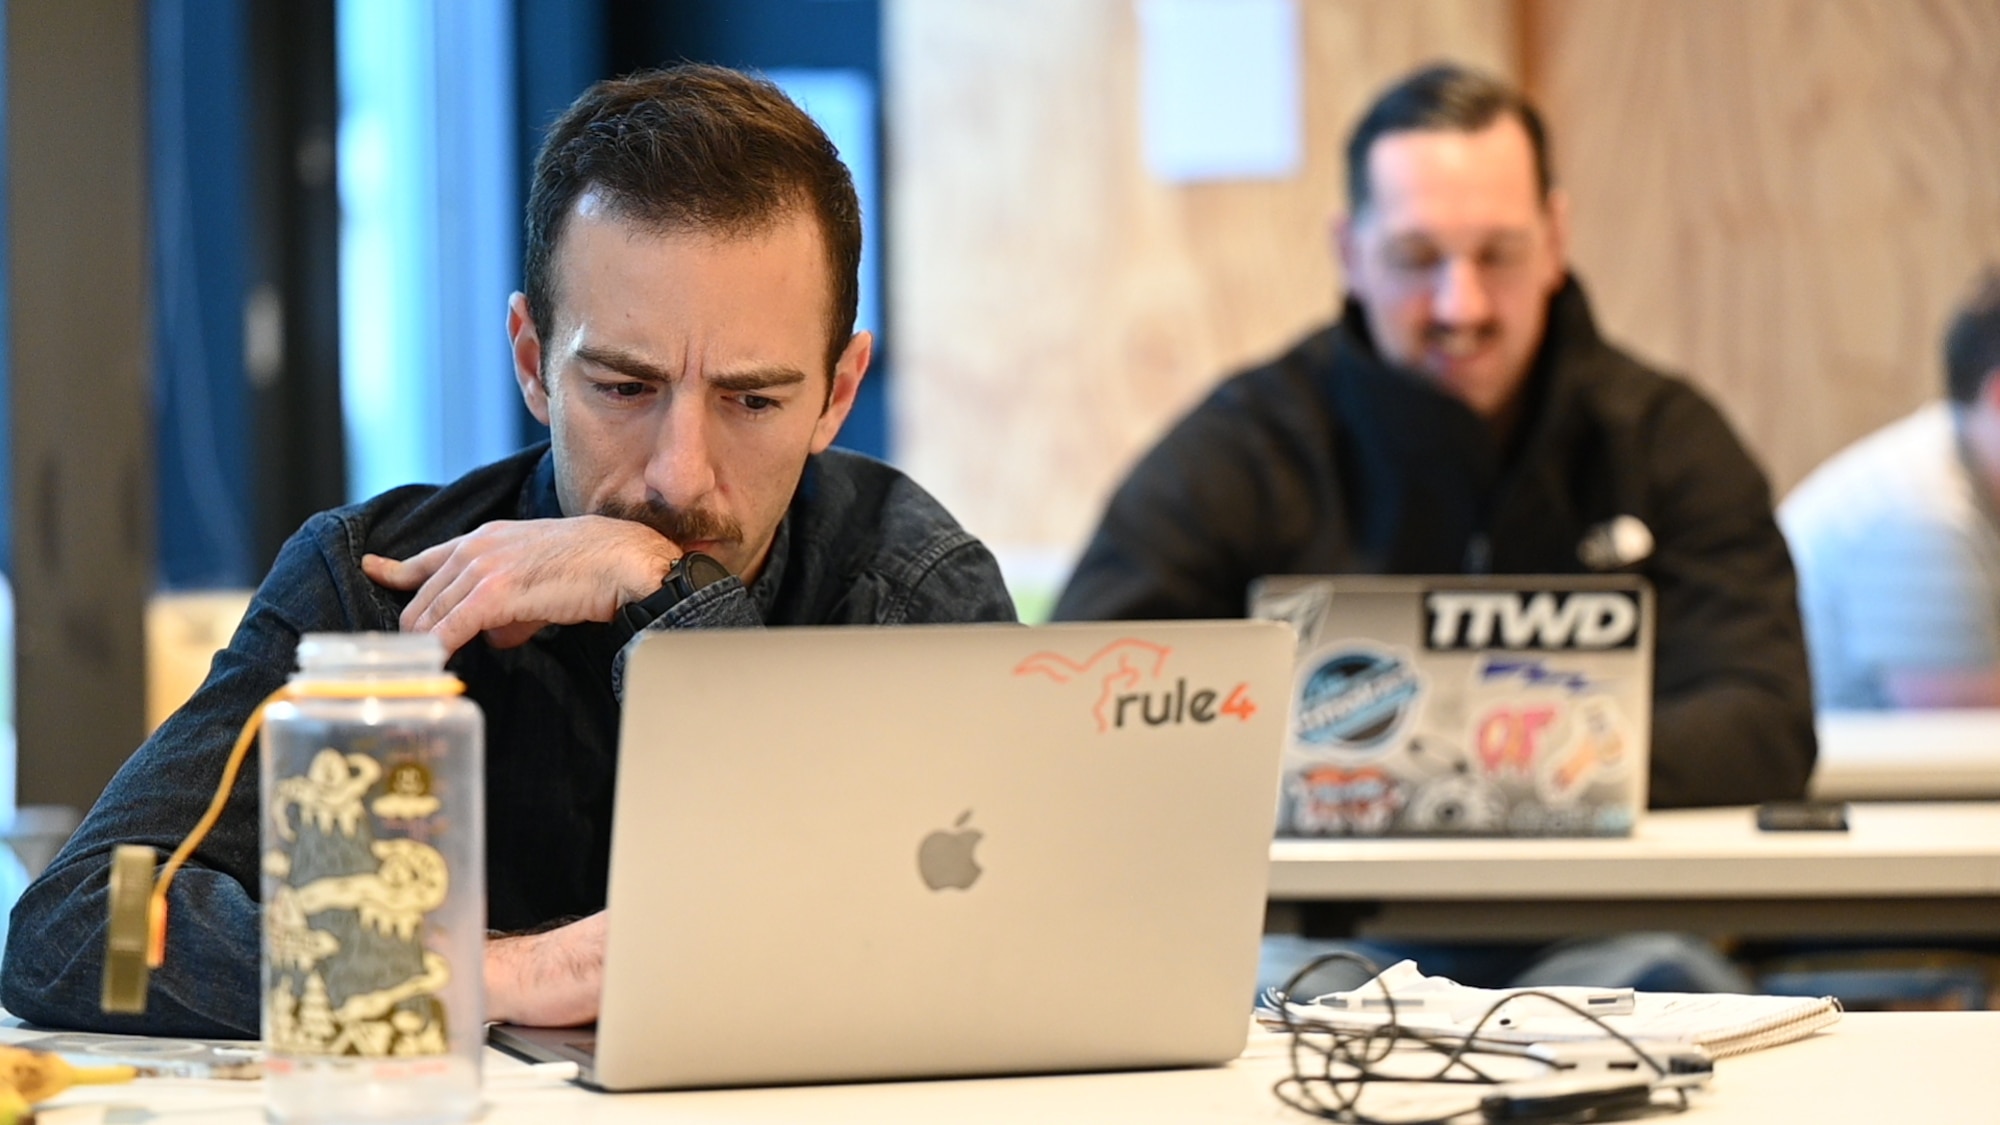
[588,620,1293,1091]
[1250,575,1653,838]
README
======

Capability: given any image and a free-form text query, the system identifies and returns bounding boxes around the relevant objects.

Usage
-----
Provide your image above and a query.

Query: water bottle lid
[294,631,447,678]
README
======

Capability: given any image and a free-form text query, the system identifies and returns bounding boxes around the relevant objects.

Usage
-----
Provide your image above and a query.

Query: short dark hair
[523,64,862,378]
[1946,266,2000,405]
[1344,62,1554,215]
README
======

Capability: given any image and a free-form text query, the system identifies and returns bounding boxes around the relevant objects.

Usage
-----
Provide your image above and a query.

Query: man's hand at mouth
[363,517,682,653]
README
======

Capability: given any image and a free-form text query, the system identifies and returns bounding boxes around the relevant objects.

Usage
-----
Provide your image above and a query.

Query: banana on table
[0,1043,146,1122]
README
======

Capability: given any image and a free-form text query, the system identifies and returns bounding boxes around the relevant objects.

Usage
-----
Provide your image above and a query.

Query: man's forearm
[484,912,607,1027]
[1,856,261,1037]
[1649,684,1815,808]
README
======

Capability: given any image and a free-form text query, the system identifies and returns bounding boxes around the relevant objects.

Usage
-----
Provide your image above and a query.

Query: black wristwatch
[614,551,732,640]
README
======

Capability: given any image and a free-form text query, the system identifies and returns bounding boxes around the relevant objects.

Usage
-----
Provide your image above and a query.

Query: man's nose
[645,397,718,510]
[1432,257,1493,326]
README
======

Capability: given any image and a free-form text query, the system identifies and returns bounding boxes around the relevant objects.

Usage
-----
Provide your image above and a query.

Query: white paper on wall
[1138,0,1302,183]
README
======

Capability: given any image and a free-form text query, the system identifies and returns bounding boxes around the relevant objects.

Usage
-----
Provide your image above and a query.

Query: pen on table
[488,1061,581,1085]
[1322,994,1424,1010]
[1318,987,1638,1017]
[1482,988,1637,1021]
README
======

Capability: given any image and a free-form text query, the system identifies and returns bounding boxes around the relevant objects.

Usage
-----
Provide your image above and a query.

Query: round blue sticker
[1294,648,1421,749]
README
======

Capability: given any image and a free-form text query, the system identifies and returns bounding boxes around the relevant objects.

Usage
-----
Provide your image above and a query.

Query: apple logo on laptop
[918,810,982,891]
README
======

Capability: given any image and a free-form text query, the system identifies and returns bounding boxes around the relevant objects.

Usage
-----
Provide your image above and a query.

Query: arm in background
[1641,387,1816,808]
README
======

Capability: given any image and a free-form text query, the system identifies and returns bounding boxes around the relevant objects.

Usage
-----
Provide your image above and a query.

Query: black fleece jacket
[1055,278,1815,808]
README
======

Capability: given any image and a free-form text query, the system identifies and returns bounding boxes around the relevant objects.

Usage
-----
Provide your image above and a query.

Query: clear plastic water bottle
[259,633,485,1124]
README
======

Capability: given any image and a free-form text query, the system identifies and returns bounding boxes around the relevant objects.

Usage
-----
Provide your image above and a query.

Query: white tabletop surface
[27,1012,2000,1123]
[1267,801,2000,900]
[1812,710,2000,800]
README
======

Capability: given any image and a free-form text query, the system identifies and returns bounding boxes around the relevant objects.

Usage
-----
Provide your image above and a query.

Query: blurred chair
[0,800,75,953]
[1767,710,2000,1011]
[0,801,79,882]
[145,589,254,733]
[1757,947,1997,1012]
[0,591,250,929]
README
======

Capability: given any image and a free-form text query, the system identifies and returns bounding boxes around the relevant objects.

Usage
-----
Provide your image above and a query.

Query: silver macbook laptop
[494,620,1293,1090]
[1250,576,1652,838]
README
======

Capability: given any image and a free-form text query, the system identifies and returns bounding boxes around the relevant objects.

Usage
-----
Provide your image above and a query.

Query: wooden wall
[1534,0,2000,491]
[886,0,2000,595]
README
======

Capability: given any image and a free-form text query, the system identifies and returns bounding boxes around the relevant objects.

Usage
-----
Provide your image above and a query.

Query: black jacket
[1055,279,1815,808]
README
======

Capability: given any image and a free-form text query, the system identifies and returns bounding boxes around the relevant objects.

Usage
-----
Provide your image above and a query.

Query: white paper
[1260,961,1842,1058]
[1138,0,1302,183]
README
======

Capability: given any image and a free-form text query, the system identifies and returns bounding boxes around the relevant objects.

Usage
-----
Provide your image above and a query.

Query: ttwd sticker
[1425,590,1641,650]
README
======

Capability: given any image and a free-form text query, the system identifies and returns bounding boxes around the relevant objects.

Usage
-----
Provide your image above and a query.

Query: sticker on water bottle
[264,748,454,1058]
[374,761,442,821]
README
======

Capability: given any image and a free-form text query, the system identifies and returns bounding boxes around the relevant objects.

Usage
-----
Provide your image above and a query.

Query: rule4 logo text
[1015,639,1257,732]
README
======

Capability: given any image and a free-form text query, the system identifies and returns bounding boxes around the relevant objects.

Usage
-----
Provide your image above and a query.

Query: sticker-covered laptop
[1250,575,1652,838]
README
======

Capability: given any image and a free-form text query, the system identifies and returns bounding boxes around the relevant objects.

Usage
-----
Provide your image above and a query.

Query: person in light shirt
[1782,267,2000,709]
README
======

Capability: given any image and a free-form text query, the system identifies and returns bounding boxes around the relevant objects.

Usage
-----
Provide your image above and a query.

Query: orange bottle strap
[143,676,466,967]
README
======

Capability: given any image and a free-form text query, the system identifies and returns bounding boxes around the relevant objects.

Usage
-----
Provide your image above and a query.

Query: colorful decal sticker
[1283,765,1403,835]
[1473,703,1562,777]
[1479,657,1600,695]
[1537,697,1634,803]
[1292,648,1421,751]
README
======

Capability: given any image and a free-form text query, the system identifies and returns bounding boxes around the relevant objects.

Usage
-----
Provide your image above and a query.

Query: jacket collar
[1327,274,1602,480]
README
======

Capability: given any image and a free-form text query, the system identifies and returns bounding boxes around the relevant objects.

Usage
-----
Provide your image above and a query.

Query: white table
[1267,802,2000,939]
[28,1013,2000,1123]
[1812,710,2000,800]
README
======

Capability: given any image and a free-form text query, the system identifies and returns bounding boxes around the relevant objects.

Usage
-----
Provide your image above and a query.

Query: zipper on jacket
[1463,533,1492,575]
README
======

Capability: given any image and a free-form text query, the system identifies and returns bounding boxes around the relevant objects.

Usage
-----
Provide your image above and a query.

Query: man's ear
[509,293,551,426]
[1333,212,1358,284]
[1979,365,2000,413]
[1544,186,1573,272]
[809,330,872,454]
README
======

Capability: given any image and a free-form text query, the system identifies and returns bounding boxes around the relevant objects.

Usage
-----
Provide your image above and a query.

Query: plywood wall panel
[889,0,1998,572]
[888,0,1516,559]
[1529,0,2000,495]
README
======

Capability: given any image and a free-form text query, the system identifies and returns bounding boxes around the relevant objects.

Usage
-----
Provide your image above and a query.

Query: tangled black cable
[1267,952,1695,1124]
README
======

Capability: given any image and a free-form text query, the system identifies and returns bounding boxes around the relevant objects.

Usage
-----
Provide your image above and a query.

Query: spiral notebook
[1259,960,1842,1059]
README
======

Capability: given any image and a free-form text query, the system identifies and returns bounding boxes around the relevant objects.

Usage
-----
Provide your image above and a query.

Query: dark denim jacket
[1,444,1015,1037]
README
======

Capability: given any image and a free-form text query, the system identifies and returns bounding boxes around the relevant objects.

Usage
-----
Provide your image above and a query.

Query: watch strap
[614,552,731,641]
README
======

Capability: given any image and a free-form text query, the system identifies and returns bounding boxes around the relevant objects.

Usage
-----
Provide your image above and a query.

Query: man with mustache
[1060,62,1812,809]
[3,65,1014,1038]
[1057,64,1813,985]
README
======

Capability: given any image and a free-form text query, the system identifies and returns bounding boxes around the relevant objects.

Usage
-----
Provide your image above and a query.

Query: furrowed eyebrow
[573,345,807,394]
[574,345,676,383]
[709,367,809,394]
